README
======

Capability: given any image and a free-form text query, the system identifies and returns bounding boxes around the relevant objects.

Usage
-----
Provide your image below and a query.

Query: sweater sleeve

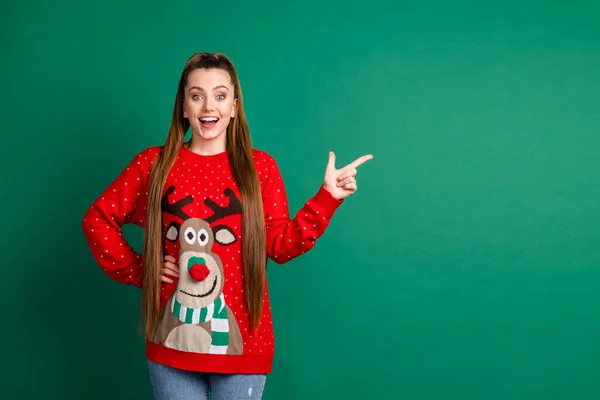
[81,147,159,288]
[258,152,343,264]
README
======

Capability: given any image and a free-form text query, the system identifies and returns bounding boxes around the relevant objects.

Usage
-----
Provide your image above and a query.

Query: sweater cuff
[312,185,343,219]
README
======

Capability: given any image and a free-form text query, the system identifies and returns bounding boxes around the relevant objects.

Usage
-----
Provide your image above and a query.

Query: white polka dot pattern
[81,144,343,366]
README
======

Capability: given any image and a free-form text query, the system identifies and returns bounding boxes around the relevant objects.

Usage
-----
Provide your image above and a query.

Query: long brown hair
[141,52,266,339]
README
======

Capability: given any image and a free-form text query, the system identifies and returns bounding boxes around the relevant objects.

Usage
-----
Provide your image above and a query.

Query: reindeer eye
[197,228,209,246]
[184,227,196,245]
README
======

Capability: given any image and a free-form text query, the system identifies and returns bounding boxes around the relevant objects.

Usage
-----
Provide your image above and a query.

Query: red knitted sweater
[81,144,342,373]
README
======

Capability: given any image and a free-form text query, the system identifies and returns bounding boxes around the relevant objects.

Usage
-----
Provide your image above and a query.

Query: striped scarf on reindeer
[170,293,229,354]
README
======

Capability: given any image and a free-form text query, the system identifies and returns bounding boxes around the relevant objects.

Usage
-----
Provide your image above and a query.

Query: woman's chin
[193,129,226,141]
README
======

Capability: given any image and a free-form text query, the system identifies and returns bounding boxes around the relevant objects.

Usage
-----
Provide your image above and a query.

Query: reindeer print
[150,185,244,355]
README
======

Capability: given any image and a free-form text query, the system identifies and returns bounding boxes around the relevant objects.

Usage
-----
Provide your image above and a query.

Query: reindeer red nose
[189,264,210,281]
[188,257,210,281]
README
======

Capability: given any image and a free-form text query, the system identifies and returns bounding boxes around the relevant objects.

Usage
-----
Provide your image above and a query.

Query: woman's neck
[185,136,226,156]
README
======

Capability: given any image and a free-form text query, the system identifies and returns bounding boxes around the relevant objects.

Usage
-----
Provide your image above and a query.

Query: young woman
[82,52,372,399]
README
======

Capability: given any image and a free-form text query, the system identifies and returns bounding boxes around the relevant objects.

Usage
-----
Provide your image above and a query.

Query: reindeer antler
[161,185,193,220]
[204,188,242,224]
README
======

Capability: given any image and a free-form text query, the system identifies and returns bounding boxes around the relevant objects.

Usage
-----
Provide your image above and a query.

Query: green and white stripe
[171,294,229,354]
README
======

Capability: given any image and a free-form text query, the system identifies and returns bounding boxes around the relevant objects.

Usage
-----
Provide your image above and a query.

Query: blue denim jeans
[148,360,267,400]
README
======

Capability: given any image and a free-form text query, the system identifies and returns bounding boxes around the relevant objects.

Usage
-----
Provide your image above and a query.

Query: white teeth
[200,117,218,122]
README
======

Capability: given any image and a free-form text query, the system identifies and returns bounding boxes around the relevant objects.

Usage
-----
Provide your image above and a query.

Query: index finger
[165,255,177,263]
[343,154,373,171]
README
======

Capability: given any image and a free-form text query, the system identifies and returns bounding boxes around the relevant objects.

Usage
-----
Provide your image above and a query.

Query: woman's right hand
[162,255,180,283]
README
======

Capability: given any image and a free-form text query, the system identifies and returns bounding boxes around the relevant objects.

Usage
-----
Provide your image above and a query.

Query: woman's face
[183,68,237,147]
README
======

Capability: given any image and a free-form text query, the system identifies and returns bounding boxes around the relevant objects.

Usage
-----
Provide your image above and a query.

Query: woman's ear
[231,98,238,119]
[183,102,188,118]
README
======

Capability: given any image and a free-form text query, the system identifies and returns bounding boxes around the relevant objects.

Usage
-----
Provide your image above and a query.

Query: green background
[2,0,600,398]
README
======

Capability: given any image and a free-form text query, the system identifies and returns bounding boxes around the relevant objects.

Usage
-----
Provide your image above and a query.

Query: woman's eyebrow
[188,85,230,92]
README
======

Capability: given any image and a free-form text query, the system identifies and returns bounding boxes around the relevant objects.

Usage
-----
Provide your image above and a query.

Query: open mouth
[199,116,219,129]
[180,275,218,298]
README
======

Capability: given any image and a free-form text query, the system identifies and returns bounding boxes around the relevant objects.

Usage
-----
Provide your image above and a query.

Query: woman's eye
[192,94,202,100]
[216,94,225,100]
